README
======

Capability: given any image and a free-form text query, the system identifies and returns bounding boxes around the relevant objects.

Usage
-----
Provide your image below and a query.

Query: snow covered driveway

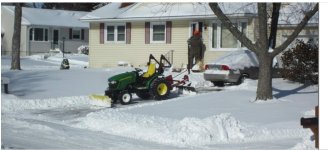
[1,54,318,149]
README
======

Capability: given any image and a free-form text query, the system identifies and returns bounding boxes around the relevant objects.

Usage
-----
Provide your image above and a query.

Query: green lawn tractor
[104,54,175,105]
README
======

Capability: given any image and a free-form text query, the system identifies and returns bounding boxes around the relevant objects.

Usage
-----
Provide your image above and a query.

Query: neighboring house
[1,6,89,56]
[80,3,318,68]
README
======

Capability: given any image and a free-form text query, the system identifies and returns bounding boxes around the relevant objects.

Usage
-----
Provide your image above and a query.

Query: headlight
[109,80,117,84]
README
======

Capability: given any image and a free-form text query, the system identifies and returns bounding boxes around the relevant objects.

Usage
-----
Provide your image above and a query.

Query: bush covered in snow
[281,40,318,84]
[77,45,89,55]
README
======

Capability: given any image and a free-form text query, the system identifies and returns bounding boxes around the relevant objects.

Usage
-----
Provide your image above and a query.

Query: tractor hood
[108,71,136,82]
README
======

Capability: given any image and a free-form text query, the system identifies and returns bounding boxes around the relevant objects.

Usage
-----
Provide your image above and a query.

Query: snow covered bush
[77,45,89,55]
[281,40,318,84]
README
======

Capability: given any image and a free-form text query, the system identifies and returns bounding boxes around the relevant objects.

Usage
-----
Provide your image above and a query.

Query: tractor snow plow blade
[176,86,196,92]
[89,94,112,107]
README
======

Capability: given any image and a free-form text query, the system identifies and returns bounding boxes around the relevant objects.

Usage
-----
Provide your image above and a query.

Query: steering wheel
[135,68,144,76]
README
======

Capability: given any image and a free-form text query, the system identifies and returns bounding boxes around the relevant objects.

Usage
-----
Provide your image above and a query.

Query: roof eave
[278,23,318,28]
[80,14,257,22]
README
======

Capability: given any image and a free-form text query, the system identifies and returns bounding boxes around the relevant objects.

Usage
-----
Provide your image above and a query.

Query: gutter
[278,23,318,28]
[80,14,257,22]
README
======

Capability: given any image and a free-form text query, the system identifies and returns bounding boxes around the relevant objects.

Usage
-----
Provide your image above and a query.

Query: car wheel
[150,78,171,100]
[212,81,225,87]
[118,91,132,105]
[136,90,151,100]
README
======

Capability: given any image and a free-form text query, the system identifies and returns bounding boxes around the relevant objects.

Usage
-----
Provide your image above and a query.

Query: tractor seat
[143,63,156,78]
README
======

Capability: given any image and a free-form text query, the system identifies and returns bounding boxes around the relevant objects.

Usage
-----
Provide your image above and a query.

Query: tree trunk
[256,54,273,100]
[11,3,22,70]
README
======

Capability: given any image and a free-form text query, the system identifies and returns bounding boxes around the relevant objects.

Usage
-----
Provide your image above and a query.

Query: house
[80,3,318,68]
[1,6,89,56]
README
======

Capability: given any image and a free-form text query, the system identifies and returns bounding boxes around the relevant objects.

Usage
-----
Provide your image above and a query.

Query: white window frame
[150,22,166,43]
[210,19,248,51]
[72,28,81,40]
[29,27,49,42]
[104,23,126,44]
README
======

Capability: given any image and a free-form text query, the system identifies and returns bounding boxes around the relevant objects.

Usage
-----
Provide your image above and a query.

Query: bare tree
[209,3,318,100]
[42,3,102,11]
[11,3,22,70]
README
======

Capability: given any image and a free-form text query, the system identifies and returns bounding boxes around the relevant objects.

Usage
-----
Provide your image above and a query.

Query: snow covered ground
[1,54,319,149]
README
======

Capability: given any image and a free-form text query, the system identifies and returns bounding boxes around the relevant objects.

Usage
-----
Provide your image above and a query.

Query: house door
[53,29,59,49]
[190,22,203,37]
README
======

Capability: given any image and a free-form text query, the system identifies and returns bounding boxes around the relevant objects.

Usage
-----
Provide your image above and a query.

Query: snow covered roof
[80,3,257,22]
[80,2,318,26]
[278,3,318,25]
[2,6,89,28]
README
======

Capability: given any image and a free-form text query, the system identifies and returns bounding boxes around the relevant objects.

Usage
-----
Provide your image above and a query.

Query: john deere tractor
[105,54,172,105]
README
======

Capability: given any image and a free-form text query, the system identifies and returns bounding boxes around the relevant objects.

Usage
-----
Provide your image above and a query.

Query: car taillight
[221,65,230,71]
[205,65,209,70]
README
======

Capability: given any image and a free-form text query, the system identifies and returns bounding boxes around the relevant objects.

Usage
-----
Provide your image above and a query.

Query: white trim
[150,22,166,44]
[104,23,126,44]
[81,14,257,22]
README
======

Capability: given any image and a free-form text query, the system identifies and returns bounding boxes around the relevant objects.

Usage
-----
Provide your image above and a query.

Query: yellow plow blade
[89,94,112,107]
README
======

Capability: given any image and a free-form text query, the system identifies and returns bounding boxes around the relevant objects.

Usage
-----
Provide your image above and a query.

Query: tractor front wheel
[150,78,171,100]
[118,91,132,105]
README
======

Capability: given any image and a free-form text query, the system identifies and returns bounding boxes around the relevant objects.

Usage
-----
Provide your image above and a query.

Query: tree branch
[209,3,257,51]
[268,3,281,49]
[256,3,268,50]
[271,3,318,57]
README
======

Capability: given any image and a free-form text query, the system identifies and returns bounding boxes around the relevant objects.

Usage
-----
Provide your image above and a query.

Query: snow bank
[1,94,91,112]
[289,131,316,150]
[74,111,245,146]
[27,54,89,67]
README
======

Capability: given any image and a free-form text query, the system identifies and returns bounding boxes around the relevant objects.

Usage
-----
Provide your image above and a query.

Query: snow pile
[27,53,89,67]
[77,45,89,55]
[74,111,245,146]
[289,131,316,150]
[208,49,259,70]
[1,94,91,112]
[165,70,213,89]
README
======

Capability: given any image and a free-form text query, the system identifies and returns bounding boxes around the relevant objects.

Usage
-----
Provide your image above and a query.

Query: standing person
[187,30,205,73]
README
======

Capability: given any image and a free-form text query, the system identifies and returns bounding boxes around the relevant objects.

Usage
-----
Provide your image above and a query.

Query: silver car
[204,50,260,87]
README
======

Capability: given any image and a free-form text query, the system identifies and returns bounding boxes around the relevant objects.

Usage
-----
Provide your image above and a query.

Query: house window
[211,21,247,50]
[30,28,48,41]
[105,23,126,43]
[151,22,166,43]
[72,29,81,39]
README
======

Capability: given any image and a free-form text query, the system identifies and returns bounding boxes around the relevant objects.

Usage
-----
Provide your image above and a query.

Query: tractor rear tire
[136,90,151,100]
[118,91,132,105]
[150,78,171,100]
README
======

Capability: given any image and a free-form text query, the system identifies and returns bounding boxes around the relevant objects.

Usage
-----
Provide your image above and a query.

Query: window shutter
[69,28,72,39]
[100,23,104,44]
[81,29,84,40]
[126,22,131,44]
[145,22,150,44]
[166,21,172,44]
